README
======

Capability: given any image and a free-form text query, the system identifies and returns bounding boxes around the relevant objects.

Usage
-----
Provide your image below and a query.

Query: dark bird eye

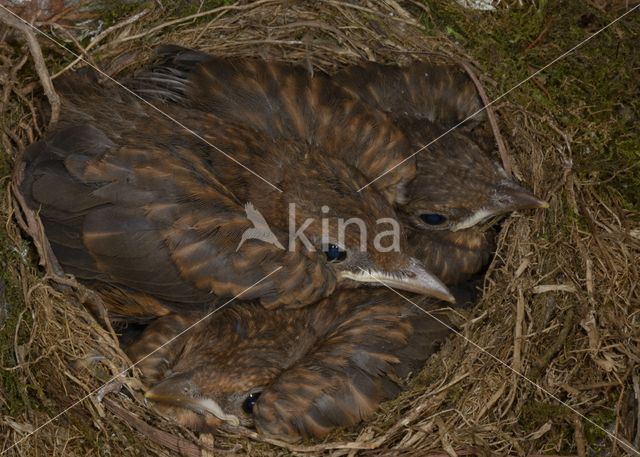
[324,243,347,262]
[242,391,261,414]
[420,213,448,226]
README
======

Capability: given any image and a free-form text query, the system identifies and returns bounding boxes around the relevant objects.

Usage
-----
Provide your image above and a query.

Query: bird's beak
[453,182,548,231]
[145,378,240,426]
[339,260,455,303]
[495,182,549,212]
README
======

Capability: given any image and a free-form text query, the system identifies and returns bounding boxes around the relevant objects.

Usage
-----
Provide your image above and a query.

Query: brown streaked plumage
[18,69,453,318]
[332,61,546,284]
[400,124,547,232]
[130,48,545,285]
[125,288,453,441]
[334,59,487,132]
[408,221,495,286]
[129,45,417,206]
[131,47,546,230]
[334,61,549,232]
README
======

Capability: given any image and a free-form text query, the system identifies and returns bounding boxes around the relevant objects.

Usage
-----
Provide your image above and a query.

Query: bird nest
[0,1,638,456]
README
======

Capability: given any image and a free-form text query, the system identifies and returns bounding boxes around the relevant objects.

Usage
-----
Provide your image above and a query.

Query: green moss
[0,315,33,416]
[98,0,148,30]
[584,408,616,442]
[415,0,640,214]
[0,170,36,416]
[519,401,568,430]
[518,401,576,453]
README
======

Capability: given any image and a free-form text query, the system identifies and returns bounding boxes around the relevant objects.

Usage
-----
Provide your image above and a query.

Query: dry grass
[0,0,638,456]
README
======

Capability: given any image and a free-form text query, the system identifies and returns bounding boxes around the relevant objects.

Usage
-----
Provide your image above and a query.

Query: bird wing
[128,46,416,205]
[252,291,453,440]
[124,312,199,383]
[333,60,485,132]
[18,74,334,310]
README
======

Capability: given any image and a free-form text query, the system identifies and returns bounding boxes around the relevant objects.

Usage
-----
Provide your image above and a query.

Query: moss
[519,401,574,453]
[98,0,148,30]
[584,408,616,441]
[0,171,37,417]
[415,0,639,214]
[519,401,568,430]
[0,313,33,416]
[519,399,619,454]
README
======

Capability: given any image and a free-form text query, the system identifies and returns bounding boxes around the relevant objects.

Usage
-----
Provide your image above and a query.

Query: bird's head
[250,150,454,302]
[143,370,272,430]
[403,131,548,232]
[142,306,304,431]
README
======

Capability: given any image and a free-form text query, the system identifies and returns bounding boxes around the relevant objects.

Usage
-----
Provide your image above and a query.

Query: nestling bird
[129,45,418,206]
[130,49,545,284]
[332,61,547,284]
[401,125,547,233]
[17,69,453,319]
[125,288,453,441]
[333,59,487,132]
[333,61,549,233]
[132,47,546,234]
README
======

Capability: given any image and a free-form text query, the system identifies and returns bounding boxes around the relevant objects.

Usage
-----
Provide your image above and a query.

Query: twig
[449,55,513,176]
[109,0,275,45]
[48,23,96,77]
[572,381,622,391]
[324,0,418,25]
[532,284,578,294]
[0,5,60,125]
[512,287,526,374]
[104,399,205,457]
[573,415,587,457]
[268,21,359,49]
[52,8,151,78]
[219,424,378,452]
[1,53,28,106]
[10,160,65,278]
[529,307,575,379]
[526,18,553,50]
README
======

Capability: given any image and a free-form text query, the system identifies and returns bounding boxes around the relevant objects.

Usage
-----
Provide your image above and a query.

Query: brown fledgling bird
[131,47,546,231]
[334,59,487,133]
[333,61,549,233]
[398,130,508,285]
[125,288,453,441]
[17,69,454,318]
[333,61,548,284]
[129,45,417,206]
[130,49,545,285]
